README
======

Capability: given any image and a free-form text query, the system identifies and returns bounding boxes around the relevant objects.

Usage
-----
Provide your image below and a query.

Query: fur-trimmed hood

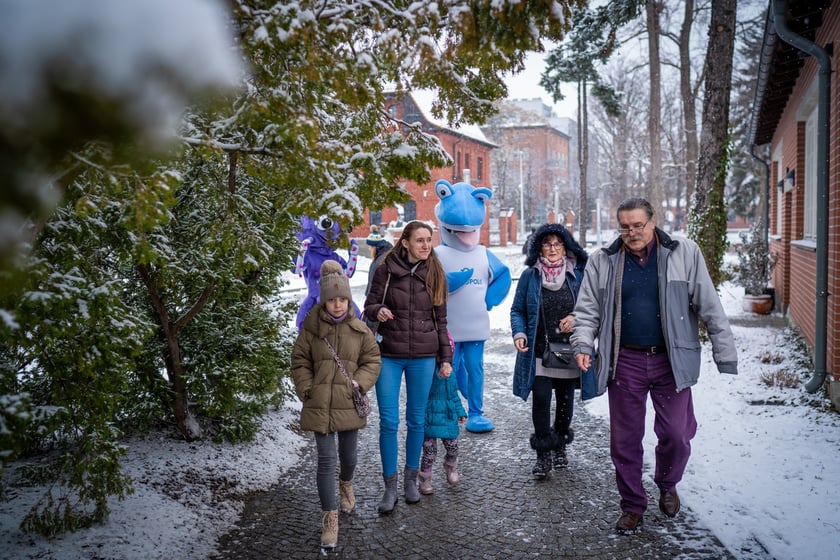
[524,223,588,268]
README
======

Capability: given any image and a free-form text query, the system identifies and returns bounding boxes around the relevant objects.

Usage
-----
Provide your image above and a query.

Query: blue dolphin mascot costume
[434,180,511,432]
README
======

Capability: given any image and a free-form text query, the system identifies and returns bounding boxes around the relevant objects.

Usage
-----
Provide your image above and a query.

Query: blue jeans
[375,356,436,476]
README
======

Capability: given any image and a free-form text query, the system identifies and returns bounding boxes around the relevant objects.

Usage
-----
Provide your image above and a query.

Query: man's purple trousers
[607,348,698,515]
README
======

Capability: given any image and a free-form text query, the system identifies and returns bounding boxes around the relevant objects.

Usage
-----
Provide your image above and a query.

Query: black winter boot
[553,428,573,469]
[530,433,556,479]
[552,446,568,469]
[532,451,552,478]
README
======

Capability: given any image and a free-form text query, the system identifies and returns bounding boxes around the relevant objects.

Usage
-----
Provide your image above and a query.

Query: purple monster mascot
[294,215,359,329]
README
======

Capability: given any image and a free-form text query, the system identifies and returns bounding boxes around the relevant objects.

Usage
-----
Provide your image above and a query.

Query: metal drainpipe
[771,0,830,393]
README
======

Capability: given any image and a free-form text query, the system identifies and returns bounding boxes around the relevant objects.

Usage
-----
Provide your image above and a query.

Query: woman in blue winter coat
[510,223,590,478]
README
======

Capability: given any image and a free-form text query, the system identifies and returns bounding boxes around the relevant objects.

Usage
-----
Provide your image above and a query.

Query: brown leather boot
[615,511,643,534]
[659,489,680,517]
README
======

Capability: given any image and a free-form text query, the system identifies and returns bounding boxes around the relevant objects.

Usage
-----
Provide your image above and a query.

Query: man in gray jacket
[571,198,738,535]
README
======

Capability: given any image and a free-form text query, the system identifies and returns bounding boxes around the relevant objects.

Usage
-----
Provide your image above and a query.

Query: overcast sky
[504,49,579,120]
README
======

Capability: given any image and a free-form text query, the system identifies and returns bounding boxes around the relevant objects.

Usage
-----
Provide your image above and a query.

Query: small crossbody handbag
[323,337,371,418]
[540,300,575,369]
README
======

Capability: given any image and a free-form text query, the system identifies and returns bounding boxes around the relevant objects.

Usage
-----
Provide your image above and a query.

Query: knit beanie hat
[366,226,384,246]
[319,260,352,301]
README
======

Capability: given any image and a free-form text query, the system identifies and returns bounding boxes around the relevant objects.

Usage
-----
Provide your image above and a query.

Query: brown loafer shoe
[615,511,643,534]
[659,489,680,517]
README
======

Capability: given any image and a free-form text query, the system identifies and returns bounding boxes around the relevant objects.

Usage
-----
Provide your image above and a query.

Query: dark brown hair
[389,221,448,306]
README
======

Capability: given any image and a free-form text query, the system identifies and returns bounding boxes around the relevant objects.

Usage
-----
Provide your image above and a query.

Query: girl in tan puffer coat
[291,260,381,551]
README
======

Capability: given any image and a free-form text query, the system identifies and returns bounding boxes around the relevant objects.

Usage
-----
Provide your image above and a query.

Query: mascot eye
[434,180,453,199]
[317,216,333,231]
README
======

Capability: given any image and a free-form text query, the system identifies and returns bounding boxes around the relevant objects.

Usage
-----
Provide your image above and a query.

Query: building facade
[750,0,840,402]
[480,100,574,234]
[349,91,501,246]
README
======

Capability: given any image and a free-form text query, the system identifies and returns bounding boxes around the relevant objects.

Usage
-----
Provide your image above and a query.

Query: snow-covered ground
[2,241,838,560]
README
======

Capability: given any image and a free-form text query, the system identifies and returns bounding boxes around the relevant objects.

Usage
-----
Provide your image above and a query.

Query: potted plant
[735,219,774,314]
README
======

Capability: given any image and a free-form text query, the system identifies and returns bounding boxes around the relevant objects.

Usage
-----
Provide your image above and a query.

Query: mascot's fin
[345,239,359,278]
[485,250,512,310]
[446,267,474,292]
[294,237,312,277]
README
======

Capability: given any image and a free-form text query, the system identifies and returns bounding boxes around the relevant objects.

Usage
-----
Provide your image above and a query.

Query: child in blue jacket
[418,341,467,494]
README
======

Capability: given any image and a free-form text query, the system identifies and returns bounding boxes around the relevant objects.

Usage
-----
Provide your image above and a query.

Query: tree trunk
[162,326,200,441]
[578,79,589,245]
[137,263,215,441]
[690,0,737,286]
[679,0,698,224]
[646,0,664,220]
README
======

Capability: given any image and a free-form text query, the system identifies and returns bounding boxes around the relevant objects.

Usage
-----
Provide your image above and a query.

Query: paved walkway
[212,331,738,559]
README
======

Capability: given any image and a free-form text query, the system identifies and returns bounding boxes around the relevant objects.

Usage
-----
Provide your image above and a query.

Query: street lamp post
[596,196,602,246]
[518,149,525,241]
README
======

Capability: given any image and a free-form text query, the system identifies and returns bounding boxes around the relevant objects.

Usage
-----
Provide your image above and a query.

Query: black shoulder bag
[368,272,391,344]
[540,298,575,369]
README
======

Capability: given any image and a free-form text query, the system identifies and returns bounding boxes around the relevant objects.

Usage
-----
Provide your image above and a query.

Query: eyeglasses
[618,219,650,236]
[541,242,564,250]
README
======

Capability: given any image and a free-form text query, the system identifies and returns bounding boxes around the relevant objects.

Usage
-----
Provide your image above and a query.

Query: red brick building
[349,91,501,246]
[750,0,840,402]
[480,101,573,234]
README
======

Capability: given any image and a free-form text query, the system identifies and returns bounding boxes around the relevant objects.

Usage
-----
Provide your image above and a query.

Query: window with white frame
[803,107,817,240]
[796,80,818,241]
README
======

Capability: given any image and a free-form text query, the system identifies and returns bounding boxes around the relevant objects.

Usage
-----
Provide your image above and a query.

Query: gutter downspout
[771,0,831,393]
[749,8,776,254]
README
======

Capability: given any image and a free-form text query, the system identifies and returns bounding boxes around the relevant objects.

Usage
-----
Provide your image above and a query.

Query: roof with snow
[398,89,496,147]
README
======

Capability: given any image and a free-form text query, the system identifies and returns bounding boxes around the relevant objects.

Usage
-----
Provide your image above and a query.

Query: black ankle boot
[553,446,568,469]
[530,433,555,479]
[532,451,552,478]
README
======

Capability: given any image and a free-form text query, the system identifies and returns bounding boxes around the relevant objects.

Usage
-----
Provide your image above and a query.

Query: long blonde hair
[389,221,448,306]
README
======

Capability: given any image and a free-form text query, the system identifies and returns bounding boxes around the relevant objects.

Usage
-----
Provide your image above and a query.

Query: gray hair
[616,198,655,221]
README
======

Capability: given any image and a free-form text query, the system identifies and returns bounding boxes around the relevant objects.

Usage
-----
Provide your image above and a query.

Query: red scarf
[538,256,567,285]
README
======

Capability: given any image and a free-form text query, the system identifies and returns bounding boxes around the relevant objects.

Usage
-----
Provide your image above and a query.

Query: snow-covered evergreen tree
[1,0,583,534]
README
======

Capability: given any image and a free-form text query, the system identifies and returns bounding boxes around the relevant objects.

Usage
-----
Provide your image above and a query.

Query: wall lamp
[784,168,795,191]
